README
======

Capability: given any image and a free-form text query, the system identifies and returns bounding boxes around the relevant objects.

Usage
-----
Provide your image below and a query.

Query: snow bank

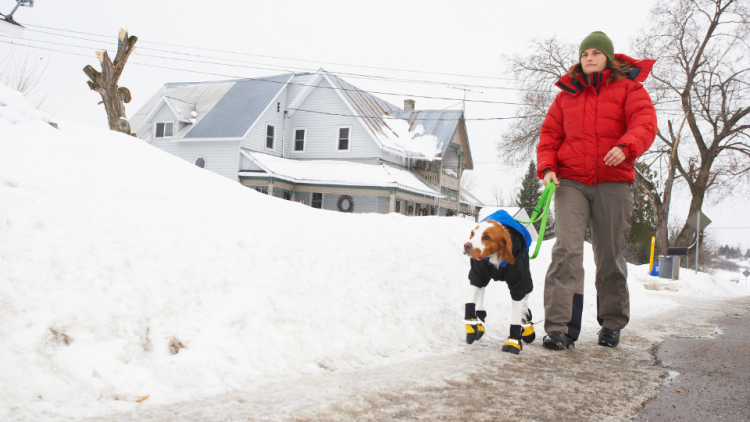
[0,83,746,420]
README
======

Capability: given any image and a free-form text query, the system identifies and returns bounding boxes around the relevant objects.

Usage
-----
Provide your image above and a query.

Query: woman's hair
[567,59,630,83]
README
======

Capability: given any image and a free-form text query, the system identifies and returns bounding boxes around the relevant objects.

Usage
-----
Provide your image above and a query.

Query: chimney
[404,99,415,111]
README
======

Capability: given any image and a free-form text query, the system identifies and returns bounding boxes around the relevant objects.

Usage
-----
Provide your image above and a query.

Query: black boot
[501,325,523,354]
[598,328,620,348]
[542,331,575,350]
[464,303,478,344]
[521,309,535,344]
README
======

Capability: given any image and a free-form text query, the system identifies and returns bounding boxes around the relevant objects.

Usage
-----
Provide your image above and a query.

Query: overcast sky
[1,0,748,250]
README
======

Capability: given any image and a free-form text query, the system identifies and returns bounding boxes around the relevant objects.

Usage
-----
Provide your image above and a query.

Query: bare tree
[83,28,137,135]
[486,184,507,206]
[634,0,750,249]
[496,36,577,164]
[0,47,48,107]
[460,170,478,193]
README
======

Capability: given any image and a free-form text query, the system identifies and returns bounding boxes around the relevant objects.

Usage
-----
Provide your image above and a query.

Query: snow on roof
[386,110,463,159]
[459,189,484,207]
[377,116,442,160]
[240,149,443,198]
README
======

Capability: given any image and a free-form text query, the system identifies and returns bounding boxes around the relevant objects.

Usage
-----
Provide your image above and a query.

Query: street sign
[686,211,712,232]
[743,269,749,278]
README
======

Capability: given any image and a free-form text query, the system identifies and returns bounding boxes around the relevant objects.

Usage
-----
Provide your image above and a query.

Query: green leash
[514,182,556,259]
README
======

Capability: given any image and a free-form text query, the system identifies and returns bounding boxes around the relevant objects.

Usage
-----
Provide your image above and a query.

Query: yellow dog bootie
[522,309,536,343]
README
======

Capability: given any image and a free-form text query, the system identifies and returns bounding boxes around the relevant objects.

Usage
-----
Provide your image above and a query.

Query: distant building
[130,69,482,217]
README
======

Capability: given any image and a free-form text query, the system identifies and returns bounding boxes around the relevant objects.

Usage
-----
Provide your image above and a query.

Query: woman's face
[581,48,607,75]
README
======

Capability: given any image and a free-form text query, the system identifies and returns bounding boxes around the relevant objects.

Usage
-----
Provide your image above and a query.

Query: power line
[23,27,536,93]
[289,108,541,121]
[18,27,717,108]
[0,35,532,106]
[23,23,521,83]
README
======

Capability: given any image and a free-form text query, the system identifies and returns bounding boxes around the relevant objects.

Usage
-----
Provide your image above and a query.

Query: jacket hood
[554,54,656,94]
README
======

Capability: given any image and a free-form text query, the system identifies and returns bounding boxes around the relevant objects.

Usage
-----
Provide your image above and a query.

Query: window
[337,126,351,151]
[294,128,306,152]
[194,156,206,168]
[255,186,268,195]
[312,192,323,209]
[266,124,275,150]
[155,122,174,138]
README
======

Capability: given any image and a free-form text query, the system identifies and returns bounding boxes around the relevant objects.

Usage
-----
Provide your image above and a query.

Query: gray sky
[2,0,748,250]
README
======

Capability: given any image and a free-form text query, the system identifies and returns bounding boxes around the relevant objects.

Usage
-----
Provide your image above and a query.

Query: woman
[536,31,657,350]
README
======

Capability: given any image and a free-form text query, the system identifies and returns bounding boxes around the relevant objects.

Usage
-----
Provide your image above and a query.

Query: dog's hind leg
[465,286,485,344]
[502,294,531,354]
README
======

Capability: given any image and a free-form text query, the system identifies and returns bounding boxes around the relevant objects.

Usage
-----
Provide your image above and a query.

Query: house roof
[130,81,236,140]
[324,72,401,146]
[144,96,195,123]
[239,149,443,198]
[459,189,484,207]
[184,73,293,139]
[386,110,463,158]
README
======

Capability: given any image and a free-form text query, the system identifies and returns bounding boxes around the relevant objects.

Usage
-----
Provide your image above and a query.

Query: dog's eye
[470,231,474,238]
[482,235,491,241]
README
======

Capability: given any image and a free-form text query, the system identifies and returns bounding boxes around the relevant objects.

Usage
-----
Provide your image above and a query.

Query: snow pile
[0,83,52,125]
[0,83,746,421]
[380,116,441,159]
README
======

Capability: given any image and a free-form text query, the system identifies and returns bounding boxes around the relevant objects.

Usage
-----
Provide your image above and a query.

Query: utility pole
[449,87,482,217]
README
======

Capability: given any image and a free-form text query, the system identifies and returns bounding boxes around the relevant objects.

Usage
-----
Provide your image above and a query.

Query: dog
[462,210,536,354]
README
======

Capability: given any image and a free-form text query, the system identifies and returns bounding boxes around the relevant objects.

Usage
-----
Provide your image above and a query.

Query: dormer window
[155,122,174,138]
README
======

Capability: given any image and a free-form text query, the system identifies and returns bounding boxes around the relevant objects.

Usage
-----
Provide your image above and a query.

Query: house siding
[240,85,288,156]
[286,78,381,159]
[320,194,378,214]
[148,139,240,180]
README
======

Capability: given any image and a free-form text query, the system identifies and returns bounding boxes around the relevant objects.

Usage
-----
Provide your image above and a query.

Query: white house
[129,69,483,217]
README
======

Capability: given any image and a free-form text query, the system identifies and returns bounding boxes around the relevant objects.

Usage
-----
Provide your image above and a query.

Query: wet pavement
[635,313,750,421]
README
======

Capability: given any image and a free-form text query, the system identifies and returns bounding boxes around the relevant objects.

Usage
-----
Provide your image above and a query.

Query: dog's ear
[499,229,515,265]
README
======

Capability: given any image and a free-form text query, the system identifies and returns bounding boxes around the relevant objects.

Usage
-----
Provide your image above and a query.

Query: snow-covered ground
[1,83,748,421]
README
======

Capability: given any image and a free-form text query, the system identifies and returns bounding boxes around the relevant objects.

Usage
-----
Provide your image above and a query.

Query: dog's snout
[463,242,472,254]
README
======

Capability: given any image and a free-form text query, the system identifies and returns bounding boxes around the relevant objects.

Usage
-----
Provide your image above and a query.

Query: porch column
[268,178,274,196]
[389,189,396,213]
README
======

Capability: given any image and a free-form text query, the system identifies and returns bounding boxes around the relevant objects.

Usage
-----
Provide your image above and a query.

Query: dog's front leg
[464,286,486,344]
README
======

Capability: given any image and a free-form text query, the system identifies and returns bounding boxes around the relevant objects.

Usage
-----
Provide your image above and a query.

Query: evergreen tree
[514,161,555,239]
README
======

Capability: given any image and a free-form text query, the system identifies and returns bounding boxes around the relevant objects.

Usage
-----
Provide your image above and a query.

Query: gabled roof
[184,73,293,139]
[144,96,195,123]
[239,149,443,198]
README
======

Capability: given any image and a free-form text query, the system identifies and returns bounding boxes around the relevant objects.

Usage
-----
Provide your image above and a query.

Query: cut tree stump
[83,28,137,136]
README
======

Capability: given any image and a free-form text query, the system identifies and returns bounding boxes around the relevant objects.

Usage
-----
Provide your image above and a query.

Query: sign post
[744,269,750,290]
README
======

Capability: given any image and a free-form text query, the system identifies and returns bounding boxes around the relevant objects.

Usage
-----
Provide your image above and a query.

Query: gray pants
[543,179,634,340]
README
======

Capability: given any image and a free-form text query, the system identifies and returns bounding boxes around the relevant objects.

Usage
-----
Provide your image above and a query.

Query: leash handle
[514,183,556,259]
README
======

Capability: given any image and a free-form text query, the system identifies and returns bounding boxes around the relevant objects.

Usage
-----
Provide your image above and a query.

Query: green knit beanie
[579,31,614,61]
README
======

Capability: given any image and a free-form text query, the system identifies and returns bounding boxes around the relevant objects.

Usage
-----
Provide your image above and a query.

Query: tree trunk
[83,29,137,135]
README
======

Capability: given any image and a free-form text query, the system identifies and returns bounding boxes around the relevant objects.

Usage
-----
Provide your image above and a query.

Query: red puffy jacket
[536,54,657,185]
